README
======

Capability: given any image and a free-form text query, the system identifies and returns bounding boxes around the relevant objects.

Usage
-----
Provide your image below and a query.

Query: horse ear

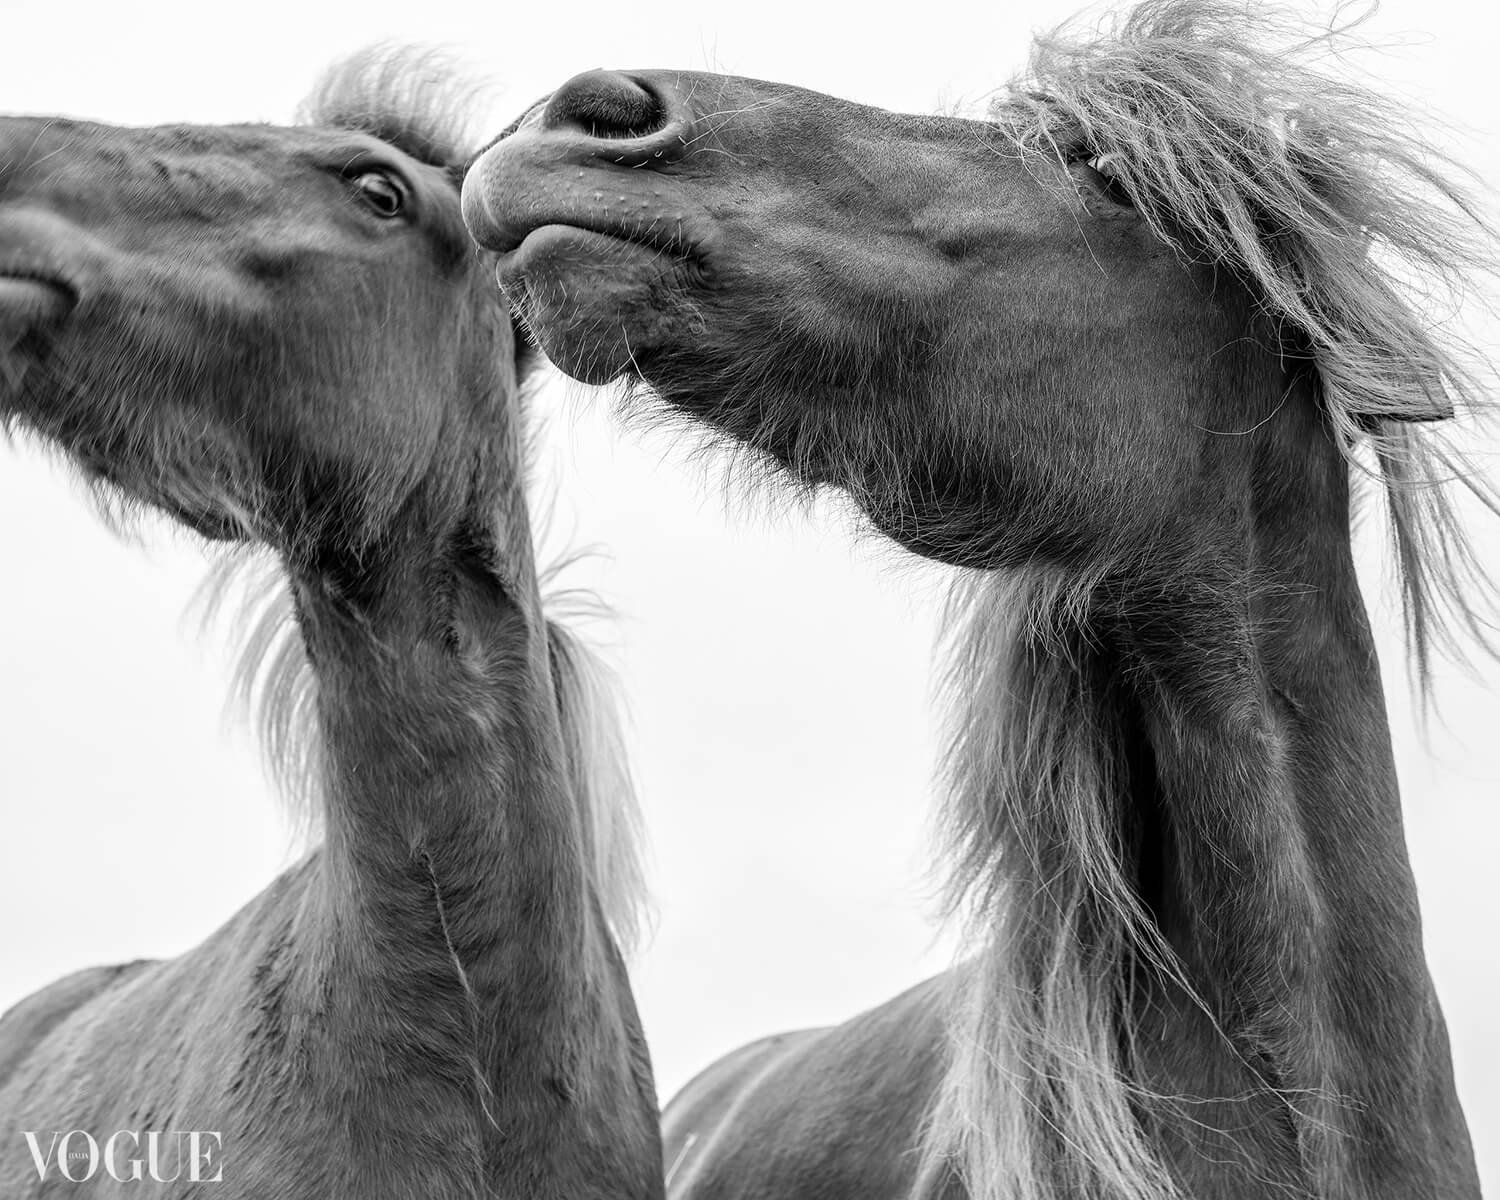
[1287,324,1454,428]
[1383,401,1455,423]
[1356,402,1454,432]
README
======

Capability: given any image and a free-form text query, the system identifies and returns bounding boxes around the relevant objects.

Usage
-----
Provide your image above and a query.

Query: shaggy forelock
[297,45,493,177]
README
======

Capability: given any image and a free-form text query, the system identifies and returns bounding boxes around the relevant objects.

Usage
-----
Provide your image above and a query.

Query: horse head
[462,68,1268,570]
[1,59,522,581]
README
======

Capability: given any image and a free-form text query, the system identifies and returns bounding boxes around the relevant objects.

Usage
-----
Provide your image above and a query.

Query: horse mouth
[463,154,710,384]
[0,271,73,311]
[511,218,689,257]
[0,272,76,361]
[496,222,692,288]
[462,155,706,284]
[0,274,74,396]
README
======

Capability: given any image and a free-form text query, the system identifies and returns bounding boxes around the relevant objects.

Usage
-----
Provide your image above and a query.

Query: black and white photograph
[1,0,1496,1194]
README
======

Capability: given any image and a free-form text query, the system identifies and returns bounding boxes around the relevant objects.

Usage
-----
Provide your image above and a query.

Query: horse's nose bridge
[0,117,86,193]
[0,119,276,234]
[0,116,143,207]
[534,68,694,166]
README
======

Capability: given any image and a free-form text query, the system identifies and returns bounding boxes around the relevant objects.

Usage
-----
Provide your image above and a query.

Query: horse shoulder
[664,974,956,1200]
[0,959,157,1085]
[0,854,320,1127]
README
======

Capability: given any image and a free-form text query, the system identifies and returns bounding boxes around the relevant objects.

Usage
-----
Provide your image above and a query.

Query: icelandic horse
[463,2,1492,1196]
[0,51,662,1200]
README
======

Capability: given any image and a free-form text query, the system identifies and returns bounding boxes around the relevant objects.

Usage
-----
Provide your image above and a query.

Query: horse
[462,2,1493,1196]
[0,50,663,1200]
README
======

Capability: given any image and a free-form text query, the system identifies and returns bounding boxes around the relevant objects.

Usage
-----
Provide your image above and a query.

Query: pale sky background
[1,0,1496,1187]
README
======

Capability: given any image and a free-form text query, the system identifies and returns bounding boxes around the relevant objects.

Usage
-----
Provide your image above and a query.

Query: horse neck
[303,504,591,976]
[947,382,1477,1200]
[277,410,635,1156]
[1082,400,1473,1192]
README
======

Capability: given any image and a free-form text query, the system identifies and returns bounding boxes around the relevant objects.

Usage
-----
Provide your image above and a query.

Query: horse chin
[497,226,689,386]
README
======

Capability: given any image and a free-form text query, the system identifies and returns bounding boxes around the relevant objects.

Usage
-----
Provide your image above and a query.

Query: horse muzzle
[462,70,710,267]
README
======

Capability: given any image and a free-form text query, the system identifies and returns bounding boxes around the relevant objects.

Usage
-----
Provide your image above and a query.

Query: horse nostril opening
[544,70,669,141]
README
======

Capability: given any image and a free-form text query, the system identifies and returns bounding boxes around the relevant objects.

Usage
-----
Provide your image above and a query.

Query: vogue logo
[22,1130,223,1183]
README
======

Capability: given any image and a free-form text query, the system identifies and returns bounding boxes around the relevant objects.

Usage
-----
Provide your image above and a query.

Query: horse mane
[919,4,1498,1199]
[993,0,1499,686]
[540,573,651,951]
[918,566,1192,1200]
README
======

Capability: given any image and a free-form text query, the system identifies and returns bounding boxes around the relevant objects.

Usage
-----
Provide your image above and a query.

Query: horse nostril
[543,69,668,141]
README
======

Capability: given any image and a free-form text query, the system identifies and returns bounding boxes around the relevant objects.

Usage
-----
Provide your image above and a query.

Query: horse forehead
[0,120,345,196]
[629,69,988,153]
[138,122,382,170]
[38,121,424,192]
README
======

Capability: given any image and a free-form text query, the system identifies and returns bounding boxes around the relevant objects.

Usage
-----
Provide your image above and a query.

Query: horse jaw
[497,228,700,385]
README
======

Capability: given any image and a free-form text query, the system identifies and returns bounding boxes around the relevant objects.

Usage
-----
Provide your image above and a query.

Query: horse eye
[351,170,406,218]
[1083,156,1134,208]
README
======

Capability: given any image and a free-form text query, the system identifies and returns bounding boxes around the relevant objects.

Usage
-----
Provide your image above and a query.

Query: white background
[2,0,1496,1189]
